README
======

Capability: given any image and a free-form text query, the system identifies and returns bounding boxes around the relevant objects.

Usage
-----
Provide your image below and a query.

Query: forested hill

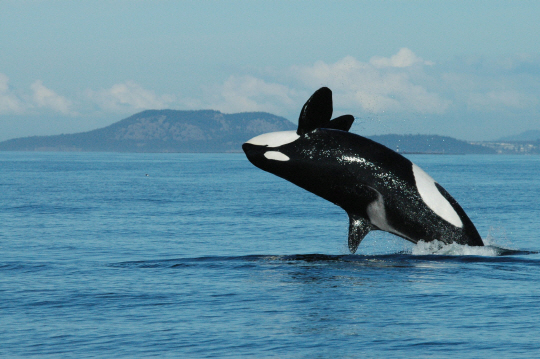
[1,109,534,154]
[0,110,296,152]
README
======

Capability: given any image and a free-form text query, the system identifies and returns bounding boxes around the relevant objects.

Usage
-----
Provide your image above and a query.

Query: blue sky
[1,0,539,141]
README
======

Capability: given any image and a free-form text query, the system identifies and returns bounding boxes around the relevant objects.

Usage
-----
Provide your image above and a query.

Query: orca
[242,87,484,253]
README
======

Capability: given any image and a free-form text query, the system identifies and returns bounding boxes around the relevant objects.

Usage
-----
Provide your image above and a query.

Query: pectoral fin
[348,214,371,254]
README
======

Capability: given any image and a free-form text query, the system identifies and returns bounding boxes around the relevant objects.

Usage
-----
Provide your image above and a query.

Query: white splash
[412,240,501,256]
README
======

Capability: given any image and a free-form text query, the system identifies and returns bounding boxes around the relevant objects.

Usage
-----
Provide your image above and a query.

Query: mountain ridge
[497,129,540,142]
[0,110,296,153]
[0,109,537,154]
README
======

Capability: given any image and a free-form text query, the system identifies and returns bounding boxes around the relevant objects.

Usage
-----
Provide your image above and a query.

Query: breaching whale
[242,87,484,253]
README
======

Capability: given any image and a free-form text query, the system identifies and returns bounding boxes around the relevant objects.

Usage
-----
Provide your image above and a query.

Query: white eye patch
[246,131,299,147]
[264,151,290,161]
[412,164,463,228]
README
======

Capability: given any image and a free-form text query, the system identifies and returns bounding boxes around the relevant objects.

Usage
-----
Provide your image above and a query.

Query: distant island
[0,110,295,153]
[0,109,538,154]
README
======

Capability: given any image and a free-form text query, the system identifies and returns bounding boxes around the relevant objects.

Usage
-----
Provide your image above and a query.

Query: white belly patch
[367,191,409,239]
[412,163,463,228]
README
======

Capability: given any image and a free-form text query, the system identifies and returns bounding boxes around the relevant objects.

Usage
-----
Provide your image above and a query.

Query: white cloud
[441,64,540,114]
[468,90,538,111]
[87,81,175,112]
[30,80,74,115]
[0,73,24,114]
[187,49,450,118]
[370,48,434,68]
[2,47,540,142]
[294,50,450,114]
[189,75,298,116]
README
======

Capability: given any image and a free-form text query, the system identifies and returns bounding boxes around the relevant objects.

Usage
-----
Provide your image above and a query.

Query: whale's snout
[242,142,266,167]
[242,141,292,170]
[241,142,252,154]
[242,142,259,157]
[243,130,300,167]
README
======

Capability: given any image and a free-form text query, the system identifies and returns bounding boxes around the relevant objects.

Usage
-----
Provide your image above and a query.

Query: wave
[110,246,540,270]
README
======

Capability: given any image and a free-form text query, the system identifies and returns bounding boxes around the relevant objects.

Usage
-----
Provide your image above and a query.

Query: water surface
[1,153,539,358]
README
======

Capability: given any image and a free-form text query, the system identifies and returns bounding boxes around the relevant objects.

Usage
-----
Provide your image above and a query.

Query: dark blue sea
[1,152,539,358]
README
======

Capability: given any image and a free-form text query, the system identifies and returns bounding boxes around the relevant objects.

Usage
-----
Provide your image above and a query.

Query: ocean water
[1,152,539,358]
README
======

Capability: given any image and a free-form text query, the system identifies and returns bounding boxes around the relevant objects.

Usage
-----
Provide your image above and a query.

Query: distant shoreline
[1,109,538,155]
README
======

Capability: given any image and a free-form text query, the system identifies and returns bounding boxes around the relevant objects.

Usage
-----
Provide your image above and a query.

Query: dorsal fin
[325,115,355,132]
[297,87,333,135]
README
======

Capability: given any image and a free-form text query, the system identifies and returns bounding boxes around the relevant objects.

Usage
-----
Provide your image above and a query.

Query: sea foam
[411,239,505,256]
